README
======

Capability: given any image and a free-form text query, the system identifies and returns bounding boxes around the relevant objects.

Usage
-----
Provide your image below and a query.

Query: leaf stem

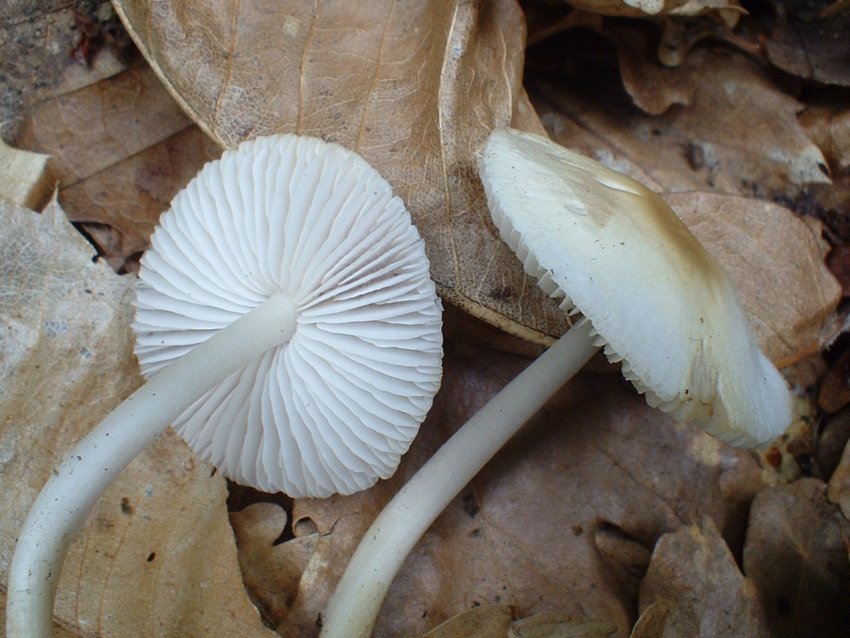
[321,319,599,638]
[6,293,297,638]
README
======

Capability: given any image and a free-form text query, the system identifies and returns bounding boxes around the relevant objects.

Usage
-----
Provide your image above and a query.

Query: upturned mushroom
[7,134,443,637]
[321,128,792,637]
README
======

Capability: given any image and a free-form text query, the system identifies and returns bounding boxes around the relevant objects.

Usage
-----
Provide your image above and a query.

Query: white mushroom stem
[6,293,298,638]
[322,318,599,638]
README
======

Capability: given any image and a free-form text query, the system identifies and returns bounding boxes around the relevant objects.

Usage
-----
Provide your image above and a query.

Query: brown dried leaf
[667,192,841,365]
[422,605,512,638]
[509,613,617,638]
[112,0,572,344]
[243,330,766,637]
[744,479,850,637]
[0,200,272,637]
[533,48,830,195]
[827,438,850,519]
[422,606,616,638]
[230,502,318,628]
[14,63,220,269]
[558,0,689,17]
[764,0,850,87]
[636,517,771,637]
[800,106,850,175]
[614,25,703,115]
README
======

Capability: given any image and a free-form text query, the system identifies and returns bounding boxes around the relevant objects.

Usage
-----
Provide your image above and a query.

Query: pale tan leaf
[800,106,850,175]
[422,605,512,638]
[112,0,572,344]
[667,192,841,365]
[508,612,617,638]
[0,138,53,210]
[0,199,273,637]
[637,517,771,637]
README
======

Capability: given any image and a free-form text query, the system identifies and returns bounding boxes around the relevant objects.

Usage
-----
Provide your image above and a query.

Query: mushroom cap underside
[478,128,791,447]
[134,134,443,497]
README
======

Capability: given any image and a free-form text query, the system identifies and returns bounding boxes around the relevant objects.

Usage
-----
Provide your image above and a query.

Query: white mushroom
[321,128,792,638]
[7,134,443,638]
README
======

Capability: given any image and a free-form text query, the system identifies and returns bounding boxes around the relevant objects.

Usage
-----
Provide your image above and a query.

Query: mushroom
[321,128,792,637]
[7,134,443,637]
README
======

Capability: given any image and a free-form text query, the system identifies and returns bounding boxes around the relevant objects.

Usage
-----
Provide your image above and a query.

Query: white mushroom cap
[478,128,791,447]
[133,135,443,497]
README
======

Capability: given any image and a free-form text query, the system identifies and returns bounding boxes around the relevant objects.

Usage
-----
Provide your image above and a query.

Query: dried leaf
[422,605,512,638]
[0,199,272,637]
[230,502,318,628]
[244,332,766,637]
[422,606,616,638]
[668,192,840,365]
[0,138,53,210]
[0,2,130,126]
[764,0,850,87]
[14,63,220,269]
[800,106,850,175]
[556,0,688,17]
[744,479,850,637]
[614,24,703,115]
[509,612,617,638]
[636,516,771,637]
[533,48,830,195]
[827,438,850,519]
[112,0,573,343]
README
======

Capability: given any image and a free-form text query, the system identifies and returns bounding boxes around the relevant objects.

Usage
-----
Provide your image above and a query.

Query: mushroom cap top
[478,128,791,447]
[133,134,443,497]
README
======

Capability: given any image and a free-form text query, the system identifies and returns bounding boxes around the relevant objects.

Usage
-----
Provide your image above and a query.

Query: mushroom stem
[6,293,298,638]
[321,319,599,638]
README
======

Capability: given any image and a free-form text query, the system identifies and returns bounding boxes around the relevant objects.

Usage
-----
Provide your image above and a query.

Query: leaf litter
[2,0,850,636]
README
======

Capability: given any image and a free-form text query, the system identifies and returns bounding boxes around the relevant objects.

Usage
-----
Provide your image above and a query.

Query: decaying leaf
[0,199,272,637]
[0,138,53,210]
[668,192,841,366]
[763,0,850,87]
[744,479,850,637]
[614,24,704,115]
[421,605,512,638]
[558,0,688,16]
[14,63,220,270]
[532,48,830,196]
[827,437,850,519]
[800,106,850,175]
[636,516,771,637]
[230,502,318,628]
[243,334,767,637]
[509,612,616,638]
[111,0,573,344]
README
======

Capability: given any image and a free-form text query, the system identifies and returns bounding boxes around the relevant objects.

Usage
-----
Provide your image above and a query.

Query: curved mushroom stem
[321,319,599,638]
[6,293,298,638]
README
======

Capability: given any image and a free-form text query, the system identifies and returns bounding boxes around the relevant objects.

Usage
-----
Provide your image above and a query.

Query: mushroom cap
[478,128,791,447]
[133,134,443,497]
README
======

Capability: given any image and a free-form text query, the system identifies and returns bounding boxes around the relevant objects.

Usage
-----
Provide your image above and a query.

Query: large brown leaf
[0,199,273,637]
[240,333,768,637]
[111,0,570,344]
